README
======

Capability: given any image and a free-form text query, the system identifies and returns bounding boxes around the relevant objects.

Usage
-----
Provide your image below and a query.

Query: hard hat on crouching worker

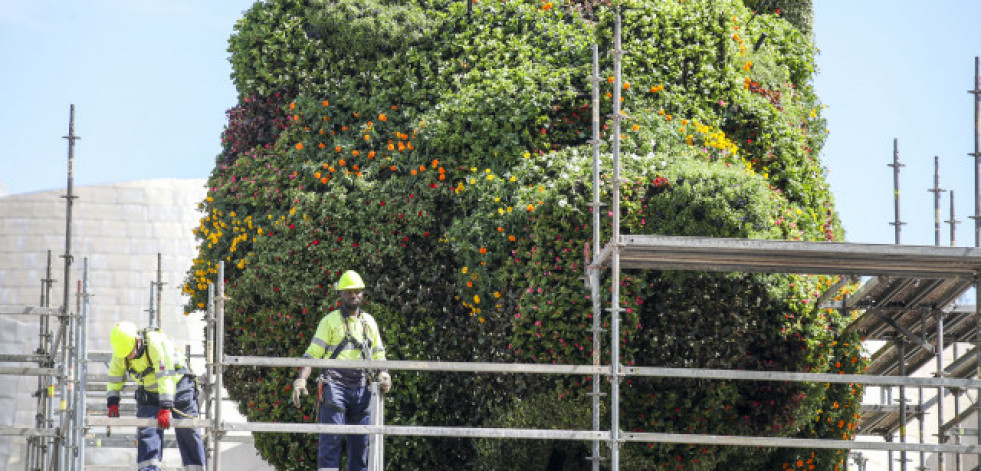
[336,270,365,291]
[110,321,139,358]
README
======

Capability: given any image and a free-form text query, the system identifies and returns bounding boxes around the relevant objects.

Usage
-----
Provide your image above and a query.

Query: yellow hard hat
[336,270,365,291]
[110,321,139,358]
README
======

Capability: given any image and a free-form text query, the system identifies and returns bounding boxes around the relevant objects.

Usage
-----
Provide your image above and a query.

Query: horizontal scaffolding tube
[625,366,979,389]
[226,356,607,375]
[87,418,212,428]
[0,366,59,376]
[0,306,61,316]
[621,432,981,454]
[226,421,609,441]
[0,426,60,438]
[226,356,978,389]
[84,419,981,455]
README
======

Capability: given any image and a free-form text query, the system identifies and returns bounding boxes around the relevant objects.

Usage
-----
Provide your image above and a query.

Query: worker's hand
[107,405,119,418]
[157,409,171,429]
[378,371,392,394]
[292,378,308,408]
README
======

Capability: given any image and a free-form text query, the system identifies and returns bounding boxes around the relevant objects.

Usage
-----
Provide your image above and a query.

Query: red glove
[157,409,171,429]
[107,405,119,418]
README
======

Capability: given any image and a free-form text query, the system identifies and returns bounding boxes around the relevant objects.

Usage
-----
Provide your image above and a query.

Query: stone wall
[0,179,273,470]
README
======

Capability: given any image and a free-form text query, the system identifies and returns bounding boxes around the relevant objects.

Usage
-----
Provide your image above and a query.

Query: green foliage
[185,0,865,469]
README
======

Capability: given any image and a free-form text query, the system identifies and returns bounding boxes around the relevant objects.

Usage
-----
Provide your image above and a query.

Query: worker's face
[126,339,140,359]
[341,289,364,312]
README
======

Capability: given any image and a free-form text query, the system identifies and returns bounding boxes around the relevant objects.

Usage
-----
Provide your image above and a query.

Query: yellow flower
[462,267,469,274]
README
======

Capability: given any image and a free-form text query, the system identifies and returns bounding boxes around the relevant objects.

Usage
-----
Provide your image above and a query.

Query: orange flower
[314,172,321,178]
[367,150,376,159]
[338,159,347,166]
[418,164,426,172]
[623,82,630,89]
[411,169,417,176]
[335,146,342,153]
[341,125,349,131]
[328,166,335,173]
[391,105,398,110]
[364,134,371,141]
[526,204,535,211]
[295,142,304,150]
[479,247,487,254]
[352,164,360,171]
[318,143,326,149]
[497,227,504,232]
[390,165,397,171]
[320,177,329,184]
[388,142,395,151]
[432,159,439,167]
[289,102,296,110]
[607,76,615,83]
[322,100,329,106]
[438,174,445,181]
[379,113,387,122]
[352,150,360,156]
[508,235,516,241]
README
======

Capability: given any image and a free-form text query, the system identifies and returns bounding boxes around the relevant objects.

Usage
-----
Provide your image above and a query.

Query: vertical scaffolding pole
[898,338,908,471]
[936,309,946,471]
[206,282,216,471]
[952,342,962,471]
[947,191,959,247]
[156,253,164,330]
[968,57,981,467]
[56,103,80,470]
[930,156,947,247]
[969,57,980,247]
[215,261,226,471]
[608,13,624,470]
[587,42,604,471]
[890,138,906,244]
[75,259,90,471]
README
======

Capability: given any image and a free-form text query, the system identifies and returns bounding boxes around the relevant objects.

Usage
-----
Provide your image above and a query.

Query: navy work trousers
[135,375,206,471]
[318,382,372,471]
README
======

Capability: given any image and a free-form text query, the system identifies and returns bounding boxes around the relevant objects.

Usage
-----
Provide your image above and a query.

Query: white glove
[292,378,308,408]
[377,371,392,394]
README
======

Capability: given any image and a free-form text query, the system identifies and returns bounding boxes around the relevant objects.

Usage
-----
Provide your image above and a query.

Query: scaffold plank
[598,235,981,278]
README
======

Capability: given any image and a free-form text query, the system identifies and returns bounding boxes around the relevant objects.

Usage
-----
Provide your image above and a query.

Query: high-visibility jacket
[107,329,189,409]
[303,309,386,388]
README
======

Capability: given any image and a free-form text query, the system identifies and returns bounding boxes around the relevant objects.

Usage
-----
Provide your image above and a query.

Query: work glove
[107,405,119,418]
[292,378,308,408]
[157,408,171,429]
[378,371,392,394]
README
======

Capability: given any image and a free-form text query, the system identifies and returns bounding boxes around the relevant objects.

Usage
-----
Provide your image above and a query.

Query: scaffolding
[3,26,981,471]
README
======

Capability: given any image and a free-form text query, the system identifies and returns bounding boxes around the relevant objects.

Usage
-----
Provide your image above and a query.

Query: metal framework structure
[2,33,981,471]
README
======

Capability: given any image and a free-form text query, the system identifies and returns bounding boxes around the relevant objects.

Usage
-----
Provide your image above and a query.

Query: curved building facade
[0,179,272,470]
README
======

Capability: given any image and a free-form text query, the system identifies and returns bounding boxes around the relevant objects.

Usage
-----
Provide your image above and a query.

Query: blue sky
[1,0,979,247]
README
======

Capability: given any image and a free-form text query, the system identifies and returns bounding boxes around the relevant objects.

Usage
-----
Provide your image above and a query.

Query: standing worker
[292,270,392,471]
[107,321,206,471]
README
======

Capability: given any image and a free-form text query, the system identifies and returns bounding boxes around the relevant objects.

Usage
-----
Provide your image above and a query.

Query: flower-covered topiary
[184,0,865,469]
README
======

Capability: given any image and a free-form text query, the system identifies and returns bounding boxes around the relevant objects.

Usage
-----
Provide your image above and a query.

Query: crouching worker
[107,321,206,471]
[292,270,392,471]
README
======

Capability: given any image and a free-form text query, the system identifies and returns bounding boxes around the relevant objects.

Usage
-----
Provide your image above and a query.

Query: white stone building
[0,179,274,470]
